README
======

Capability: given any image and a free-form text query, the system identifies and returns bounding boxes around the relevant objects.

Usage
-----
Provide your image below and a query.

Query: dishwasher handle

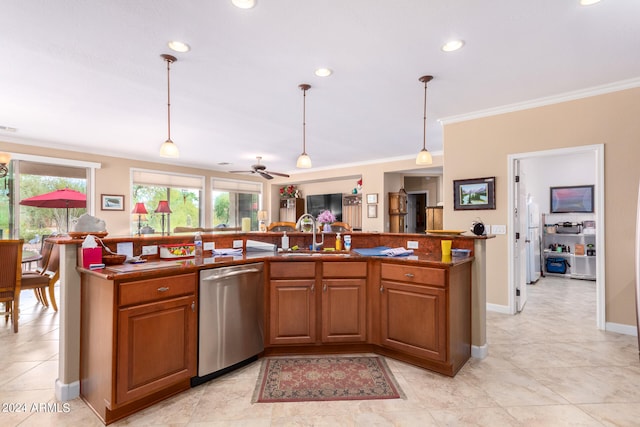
[201,267,262,281]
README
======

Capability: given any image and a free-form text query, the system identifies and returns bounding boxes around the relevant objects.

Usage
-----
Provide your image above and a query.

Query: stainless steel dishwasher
[193,262,264,385]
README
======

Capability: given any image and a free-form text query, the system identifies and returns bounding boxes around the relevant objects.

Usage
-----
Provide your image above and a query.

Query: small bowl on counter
[102,254,127,265]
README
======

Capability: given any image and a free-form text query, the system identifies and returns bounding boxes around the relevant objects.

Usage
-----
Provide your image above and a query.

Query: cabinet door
[269,279,316,345]
[116,294,196,405]
[321,278,366,343]
[380,280,446,361]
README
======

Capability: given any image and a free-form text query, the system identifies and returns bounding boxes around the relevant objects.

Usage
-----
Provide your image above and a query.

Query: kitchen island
[51,231,492,423]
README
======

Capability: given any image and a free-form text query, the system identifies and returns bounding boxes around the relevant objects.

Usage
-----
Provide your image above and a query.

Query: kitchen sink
[278,252,351,257]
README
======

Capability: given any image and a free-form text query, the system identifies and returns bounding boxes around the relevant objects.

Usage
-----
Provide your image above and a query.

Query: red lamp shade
[154,200,172,214]
[131,202,148,215]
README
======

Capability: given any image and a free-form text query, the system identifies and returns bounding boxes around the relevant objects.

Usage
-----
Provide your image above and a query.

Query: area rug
[252,356,405,403]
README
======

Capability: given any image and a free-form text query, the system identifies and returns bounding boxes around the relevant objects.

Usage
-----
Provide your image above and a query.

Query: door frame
[507,144,605,329]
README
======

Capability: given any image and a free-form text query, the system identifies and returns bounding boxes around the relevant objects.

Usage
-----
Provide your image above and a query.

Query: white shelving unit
[542,214,596,281]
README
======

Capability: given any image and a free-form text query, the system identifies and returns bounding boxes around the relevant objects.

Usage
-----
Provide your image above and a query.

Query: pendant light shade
[159,54,179,158]
[296,83,312,168]
[416,75,433,166]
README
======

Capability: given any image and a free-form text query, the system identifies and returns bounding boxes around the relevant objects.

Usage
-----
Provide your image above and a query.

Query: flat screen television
[306,193,343,222]
[550,185,594,213]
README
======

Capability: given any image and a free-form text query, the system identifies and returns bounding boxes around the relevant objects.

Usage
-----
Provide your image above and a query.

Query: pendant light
[159,54,180,158]
[296,83,312,168]
[416,75,433,165]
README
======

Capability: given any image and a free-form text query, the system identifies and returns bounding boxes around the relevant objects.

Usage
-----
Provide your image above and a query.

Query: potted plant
[317,210,336,232]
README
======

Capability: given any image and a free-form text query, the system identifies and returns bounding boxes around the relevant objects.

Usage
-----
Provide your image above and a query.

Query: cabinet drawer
[270,261,315,278]
[119,273,196,307]
[323,261,367,278]
[381,263,445,287]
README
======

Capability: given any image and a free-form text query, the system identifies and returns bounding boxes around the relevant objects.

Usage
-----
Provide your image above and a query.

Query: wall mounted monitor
[306,193,343,222]
[550,185,594,213]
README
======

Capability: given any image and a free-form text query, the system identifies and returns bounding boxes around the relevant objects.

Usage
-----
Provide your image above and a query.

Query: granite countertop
[78,249,473,281]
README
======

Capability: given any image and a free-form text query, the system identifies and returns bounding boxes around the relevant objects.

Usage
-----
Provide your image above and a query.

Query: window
[211,178,262,230]
[0,154,99,241]
[132,169,204,234]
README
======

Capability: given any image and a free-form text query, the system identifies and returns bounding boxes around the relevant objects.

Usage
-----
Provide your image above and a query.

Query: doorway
[406,192,427,234]
[508,144,605,329]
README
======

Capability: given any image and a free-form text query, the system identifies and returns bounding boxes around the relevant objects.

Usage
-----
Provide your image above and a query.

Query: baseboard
[471,344,488,359]
[605,322,638,336]
[55,379,80,401]
[487,303,510,314]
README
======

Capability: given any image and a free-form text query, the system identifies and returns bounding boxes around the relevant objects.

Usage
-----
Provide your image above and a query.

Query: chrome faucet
[296,213,324,251]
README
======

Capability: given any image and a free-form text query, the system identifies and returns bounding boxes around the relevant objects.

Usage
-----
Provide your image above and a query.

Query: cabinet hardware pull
[191,302,195,312]
[380,285,384,292]
[405,273,415,278]
[157,287,170,292]
[323,283,327,292]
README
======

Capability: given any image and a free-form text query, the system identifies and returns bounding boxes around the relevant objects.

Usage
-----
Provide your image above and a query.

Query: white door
[514,160,528,312]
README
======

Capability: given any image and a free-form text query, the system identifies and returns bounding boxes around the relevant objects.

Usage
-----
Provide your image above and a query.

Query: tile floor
[1,276,639,426]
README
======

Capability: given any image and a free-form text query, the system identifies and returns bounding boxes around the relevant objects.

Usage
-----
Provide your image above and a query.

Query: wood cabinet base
[81,379,190,425]
[263,343,467,377]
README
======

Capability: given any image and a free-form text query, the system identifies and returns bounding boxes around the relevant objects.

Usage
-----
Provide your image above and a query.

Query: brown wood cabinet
[389,191,407,233]
[268,260,367,346]
[279,197,305,223]
[425,206,443,231]
[321,261,367,343]
[377,261,471,376]
[80,273,197,424]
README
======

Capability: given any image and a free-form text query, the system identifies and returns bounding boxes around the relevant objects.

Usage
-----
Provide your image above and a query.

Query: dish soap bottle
[335,232,342,251]
[281,231,289,250]
[194,232,203,258]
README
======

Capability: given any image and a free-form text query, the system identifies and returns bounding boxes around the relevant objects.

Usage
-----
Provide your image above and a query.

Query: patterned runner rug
[252,355,405,403]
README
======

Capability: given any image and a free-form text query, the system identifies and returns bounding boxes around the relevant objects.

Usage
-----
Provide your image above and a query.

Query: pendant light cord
[422,78,427,151]
[166,57,172,142]
[302,86,307,155]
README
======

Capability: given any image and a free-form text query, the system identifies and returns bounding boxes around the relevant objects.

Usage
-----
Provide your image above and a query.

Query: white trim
[471,344,488,359]
[8,152,101,170]
[282,149,444,175]
[507,144,606,330]
[440,77,640,125]
[605,322,638,337]
[55,379,79,401]
[486,303,510,314]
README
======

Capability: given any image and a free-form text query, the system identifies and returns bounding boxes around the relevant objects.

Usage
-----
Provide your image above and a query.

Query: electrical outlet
[141,245,158,255]
[204,242,215,251]
[492,224,507,234]
[407,240,419,249]
[233,240,243,249]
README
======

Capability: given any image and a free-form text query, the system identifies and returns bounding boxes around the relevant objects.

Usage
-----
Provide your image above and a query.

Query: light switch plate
[204,242,215,251]
[492,224,507,234]
[407,240,419,249]
[142,245,158,255]
[233,240,243,249]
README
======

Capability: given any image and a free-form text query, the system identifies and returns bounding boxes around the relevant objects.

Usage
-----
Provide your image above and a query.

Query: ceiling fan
[229,156,290,180]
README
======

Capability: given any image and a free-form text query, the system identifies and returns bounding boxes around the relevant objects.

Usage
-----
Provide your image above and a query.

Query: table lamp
[131,202,148,236]
[154,200,172,236]
[258,210,268,232]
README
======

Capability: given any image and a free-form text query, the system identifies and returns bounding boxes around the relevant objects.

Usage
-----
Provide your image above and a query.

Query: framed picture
[366,193,378,204]
[453,177,496,210]
[101,194,124,211]
[367,204,378,218]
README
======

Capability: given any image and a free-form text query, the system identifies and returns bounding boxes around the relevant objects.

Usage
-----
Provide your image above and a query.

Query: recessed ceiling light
[232,0,256,9]
[168,41,190,53]
[441,40,464,52]
[579,0,601,5]
[0,125,17,132]
[314,68,333,77]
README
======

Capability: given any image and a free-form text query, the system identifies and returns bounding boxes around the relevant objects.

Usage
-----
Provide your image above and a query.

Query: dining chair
[330,221,352,232]
[267,221,296,232]
[21,241,59,312]
[0,239,24,333]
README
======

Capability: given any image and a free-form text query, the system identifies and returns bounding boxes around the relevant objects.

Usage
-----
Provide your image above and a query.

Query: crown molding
[439,77,640,125]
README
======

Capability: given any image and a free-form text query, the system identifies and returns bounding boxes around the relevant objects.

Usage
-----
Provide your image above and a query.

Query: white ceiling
[1,1,639,176]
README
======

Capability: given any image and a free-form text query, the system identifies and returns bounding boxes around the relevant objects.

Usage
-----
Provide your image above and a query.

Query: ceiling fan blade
[257,171,274,180]
[265,170,290,178]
